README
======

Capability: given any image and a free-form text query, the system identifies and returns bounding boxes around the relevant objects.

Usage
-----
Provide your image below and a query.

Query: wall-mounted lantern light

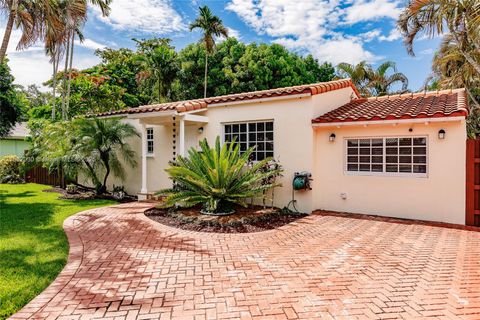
[329,133,336,142]
[198,127,204,134]
[438,129,446,140]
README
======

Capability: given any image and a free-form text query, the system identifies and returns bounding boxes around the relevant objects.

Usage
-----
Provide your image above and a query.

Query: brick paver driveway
[12,203,480,320]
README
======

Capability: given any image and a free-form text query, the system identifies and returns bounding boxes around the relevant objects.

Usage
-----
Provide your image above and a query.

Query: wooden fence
[466,139,480,226]
[24,166,67,188]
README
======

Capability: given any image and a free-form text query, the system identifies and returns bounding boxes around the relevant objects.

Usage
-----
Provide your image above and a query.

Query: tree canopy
[0,62,24,137]
[25,37,335,119]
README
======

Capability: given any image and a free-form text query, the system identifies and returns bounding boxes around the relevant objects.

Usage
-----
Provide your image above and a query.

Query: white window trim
[146,127,154,157]
[343,135,429,178]
[221,119,275,161]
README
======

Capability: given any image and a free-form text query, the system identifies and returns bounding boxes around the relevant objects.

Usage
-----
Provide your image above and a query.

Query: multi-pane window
[224,121,274,161]
[346,137,427,176]
[146,128,154,155]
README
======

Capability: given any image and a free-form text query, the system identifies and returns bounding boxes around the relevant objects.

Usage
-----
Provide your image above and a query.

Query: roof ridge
[95,79,359,117]
[140,78,356,108]
[365,88,466,101]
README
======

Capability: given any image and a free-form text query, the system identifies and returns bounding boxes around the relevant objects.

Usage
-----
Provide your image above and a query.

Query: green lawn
[0,183,115,319]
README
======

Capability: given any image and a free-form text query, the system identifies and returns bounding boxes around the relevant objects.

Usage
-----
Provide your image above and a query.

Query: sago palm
[398,0,480,74]
[365,61,409,96]
[189,6,228,98]
[158,136,282,214]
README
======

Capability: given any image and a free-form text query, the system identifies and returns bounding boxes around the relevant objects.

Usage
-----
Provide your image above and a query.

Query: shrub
[158,136,283,214]
[112,185,126,200]
[66,184,78,194]
[0,155,24,184]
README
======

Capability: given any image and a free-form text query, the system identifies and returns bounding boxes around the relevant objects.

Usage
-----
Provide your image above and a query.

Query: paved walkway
[12,203,480,320]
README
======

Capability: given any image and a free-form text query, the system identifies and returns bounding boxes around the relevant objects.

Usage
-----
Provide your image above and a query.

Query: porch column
[179,117,185,157]
[140,122,148,196]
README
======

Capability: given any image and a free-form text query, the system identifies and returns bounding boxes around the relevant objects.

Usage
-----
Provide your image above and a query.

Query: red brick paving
[11,203,480,319]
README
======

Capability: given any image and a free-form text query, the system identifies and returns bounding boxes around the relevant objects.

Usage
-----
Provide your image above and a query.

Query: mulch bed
[43,187,136,202]
[145,205,307,233]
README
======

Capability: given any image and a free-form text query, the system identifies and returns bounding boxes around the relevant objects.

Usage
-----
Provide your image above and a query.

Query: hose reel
[293,171,312,190]
[287,171,312,212]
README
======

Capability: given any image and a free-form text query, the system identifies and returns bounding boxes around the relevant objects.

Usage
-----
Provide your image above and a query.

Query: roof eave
[312,115,467,128]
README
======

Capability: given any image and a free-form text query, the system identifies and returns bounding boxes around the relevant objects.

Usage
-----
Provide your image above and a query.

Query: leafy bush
[112,185,127,200]
[0,155,24,184]
[65,184,78,194]
[158,136,282,214]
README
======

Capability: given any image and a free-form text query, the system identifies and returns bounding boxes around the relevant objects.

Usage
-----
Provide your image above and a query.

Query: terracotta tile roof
[312,89,468,125]
[95,79,359,117]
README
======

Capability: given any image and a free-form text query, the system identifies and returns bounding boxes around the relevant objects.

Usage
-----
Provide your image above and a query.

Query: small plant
[65,184,78,194]
[112,185,127,200]
[157,136,283,215]
[0,155,24,184]
[258,159,283,209]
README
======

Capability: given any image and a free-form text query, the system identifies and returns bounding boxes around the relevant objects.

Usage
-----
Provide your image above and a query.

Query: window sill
[345,171,428,178]
[146,154,154,158]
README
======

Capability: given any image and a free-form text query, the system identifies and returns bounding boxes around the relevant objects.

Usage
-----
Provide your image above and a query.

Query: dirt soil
[145,205,307,233]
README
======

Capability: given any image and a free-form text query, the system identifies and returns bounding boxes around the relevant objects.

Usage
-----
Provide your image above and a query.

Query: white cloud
[378,28,401,41]
[93,0,185,34]
[226,0,396,64]
[76,38,108,50]
[226,27,242,40]
[420,48,434,55]
[359,29,382,42]
[276,36,379,64]
[342,0,403,25]
[0,26,100,88]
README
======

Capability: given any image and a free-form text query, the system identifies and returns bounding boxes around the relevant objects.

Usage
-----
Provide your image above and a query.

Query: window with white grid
[224,121,274,161]
[146,128,154,155]
[346,137,427,176]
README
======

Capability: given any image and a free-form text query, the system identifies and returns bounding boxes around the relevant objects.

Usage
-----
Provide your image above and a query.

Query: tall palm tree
[398,0,480,74]
[42,0,110,120]
[189,6,228,98]
[365,61,409,96]
[0,0,42,61]
[336,61,370,96]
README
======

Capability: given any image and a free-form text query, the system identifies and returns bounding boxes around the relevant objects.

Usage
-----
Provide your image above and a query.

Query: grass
[0,183,115,319]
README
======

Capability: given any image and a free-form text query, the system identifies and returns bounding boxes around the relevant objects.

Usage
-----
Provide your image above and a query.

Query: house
[96,79,468,225]
[0,122,30,158]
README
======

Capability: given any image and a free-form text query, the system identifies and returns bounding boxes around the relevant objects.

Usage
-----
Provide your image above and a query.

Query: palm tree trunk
[65,32,75,119]
[51,51,59,121]
[61,34,71,120]
[204,53,208,98]
[0,2,17,62]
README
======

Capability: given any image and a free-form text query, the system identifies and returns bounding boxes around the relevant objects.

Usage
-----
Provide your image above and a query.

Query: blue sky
[1,0,439,92]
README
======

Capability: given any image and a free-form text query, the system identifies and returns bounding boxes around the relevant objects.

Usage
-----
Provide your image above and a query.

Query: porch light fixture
[198,127,204,134]
[438,129,446,140]
[329,133,336,142]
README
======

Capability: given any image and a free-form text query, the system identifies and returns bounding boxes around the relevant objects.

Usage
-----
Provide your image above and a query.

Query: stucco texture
[102,86,467,225]
[313,121,467,225]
